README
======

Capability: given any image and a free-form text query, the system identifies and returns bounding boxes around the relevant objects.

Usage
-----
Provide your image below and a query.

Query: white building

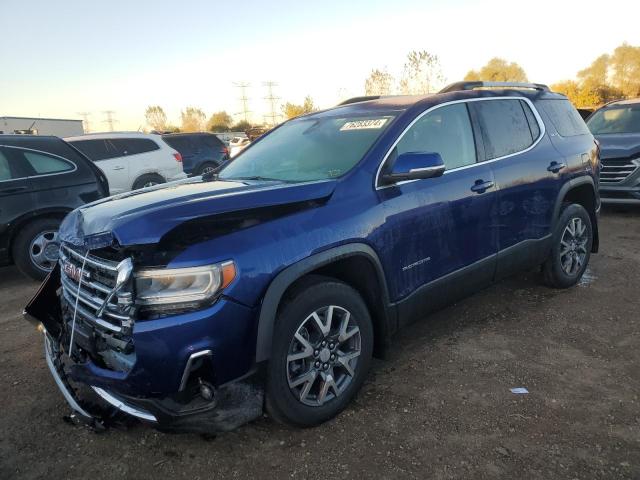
[0,116,84,137]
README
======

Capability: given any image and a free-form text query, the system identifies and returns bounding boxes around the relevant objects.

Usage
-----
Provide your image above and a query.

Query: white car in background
[65,132,187,194]
[229,136,251,158]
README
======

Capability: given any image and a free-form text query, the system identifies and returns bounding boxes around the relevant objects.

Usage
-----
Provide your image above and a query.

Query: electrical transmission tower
[102,110,118,131]
[233,82,251,123]
[263,81,280,126]
[77,112,91,133]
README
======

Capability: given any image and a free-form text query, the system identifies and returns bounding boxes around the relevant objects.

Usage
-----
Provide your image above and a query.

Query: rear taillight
[221,146,229,157]
[173,152,183,163]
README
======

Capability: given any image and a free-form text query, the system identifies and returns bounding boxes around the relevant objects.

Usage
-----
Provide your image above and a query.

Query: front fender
[254,243,391,362]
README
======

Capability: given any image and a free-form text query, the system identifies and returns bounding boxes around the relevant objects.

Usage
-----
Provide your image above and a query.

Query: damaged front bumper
[26,265,264,434]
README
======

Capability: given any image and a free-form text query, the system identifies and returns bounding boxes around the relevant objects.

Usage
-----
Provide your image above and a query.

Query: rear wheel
[132,173,165,190]
[197,162,218,176]
[266,276,373,427]
[542,203,593,288]
[12,218,62,281]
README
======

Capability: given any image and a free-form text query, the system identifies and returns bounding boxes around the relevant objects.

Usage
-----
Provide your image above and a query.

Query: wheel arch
[553,177,599,253]
[255,243,395,363]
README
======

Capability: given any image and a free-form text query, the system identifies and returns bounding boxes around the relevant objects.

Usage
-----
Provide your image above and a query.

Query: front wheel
[542,203,593,288]
[266,276,373,427]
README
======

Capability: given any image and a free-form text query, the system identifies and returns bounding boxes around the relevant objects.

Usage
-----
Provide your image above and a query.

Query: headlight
[134,261,236,314]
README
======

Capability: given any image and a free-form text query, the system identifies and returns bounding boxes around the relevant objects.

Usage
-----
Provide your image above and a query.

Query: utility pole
[233,82,251,123]
[77,112,91,133]
[102,110,118,132]
[263,81,280,126]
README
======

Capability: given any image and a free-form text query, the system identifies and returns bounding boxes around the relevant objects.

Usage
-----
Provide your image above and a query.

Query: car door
[0,146,34,262]
[70,139,129,194]
[376,102,499,324]
[469,98,564,278]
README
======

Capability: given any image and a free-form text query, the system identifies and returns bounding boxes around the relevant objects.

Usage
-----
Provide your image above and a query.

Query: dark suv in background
[162,133,229,176]
[586,98,640,204]
[0,136,108,280]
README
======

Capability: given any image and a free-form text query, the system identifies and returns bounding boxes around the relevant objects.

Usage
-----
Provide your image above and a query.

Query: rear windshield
[587,105,640,135]
[219,115,394,182]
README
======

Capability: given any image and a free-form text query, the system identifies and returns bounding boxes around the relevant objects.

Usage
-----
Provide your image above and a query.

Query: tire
[12,218,62,281]
[132,173,165,190]
[196,162,218,176]
[266,275,373,427]
[542,203,593,289]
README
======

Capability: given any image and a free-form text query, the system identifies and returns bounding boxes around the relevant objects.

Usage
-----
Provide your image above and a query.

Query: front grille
[600,158,639,184]
[59,244,133,334]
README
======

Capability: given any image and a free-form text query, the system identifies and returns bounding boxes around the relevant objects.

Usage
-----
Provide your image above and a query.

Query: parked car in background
[65,132,187,195]
[213,131,247,146]
[229,136,251,158]
[586,98,640,204]
[0,136,108,280]
[161,132,229,176]
[26,82,600,433]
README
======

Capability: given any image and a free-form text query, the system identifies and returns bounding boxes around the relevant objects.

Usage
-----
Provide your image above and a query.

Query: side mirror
[381,152,445,185]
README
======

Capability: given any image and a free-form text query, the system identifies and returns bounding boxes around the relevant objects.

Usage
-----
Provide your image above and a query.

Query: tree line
[365,44,639,108]
[551,43,640,107]
[144,96,318,133]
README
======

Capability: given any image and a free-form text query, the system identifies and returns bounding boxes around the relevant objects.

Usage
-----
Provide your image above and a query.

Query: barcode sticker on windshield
[340,118,388,131]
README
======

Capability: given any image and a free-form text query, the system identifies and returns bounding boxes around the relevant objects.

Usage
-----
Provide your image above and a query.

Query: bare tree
[399,50,445,95]
[180,107,206,132]
[365,69,394,96]
[145,106,168,132]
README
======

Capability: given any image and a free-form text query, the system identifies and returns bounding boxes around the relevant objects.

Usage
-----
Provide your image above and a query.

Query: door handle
[113,166,125,170]
[547,161,566,173]
[0,186,29,194]
[470,179,494,194]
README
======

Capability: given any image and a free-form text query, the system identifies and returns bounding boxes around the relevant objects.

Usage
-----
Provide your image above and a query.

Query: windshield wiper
[228,176,284,182]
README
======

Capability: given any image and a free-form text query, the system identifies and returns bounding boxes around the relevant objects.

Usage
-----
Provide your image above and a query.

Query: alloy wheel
[560,217,588,276]
[286,305,361,407]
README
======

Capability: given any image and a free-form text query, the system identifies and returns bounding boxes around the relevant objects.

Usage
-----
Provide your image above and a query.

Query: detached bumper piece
[44,333,157,429]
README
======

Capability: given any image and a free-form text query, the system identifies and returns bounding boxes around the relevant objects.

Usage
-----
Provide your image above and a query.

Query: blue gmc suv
[25,82,600,433]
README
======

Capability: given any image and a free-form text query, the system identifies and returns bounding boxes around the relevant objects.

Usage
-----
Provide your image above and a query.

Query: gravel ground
[1,208,639,480]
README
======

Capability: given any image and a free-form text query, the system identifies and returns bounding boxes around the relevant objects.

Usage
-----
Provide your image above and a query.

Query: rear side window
[396,103,476,170]
[162,136,196,154]
[471,99,535,160]
[70,139,120,161]
[201,135,224,150]
[23,151,75,175]
[538,99,590,137]
[111,138,160,156]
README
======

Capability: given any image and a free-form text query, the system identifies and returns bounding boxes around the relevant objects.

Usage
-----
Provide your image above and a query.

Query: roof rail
[439,81,550,93]
[337,95,381,106]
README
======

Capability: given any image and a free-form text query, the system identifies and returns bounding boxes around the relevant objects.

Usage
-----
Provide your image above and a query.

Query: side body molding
[254,243,393,363]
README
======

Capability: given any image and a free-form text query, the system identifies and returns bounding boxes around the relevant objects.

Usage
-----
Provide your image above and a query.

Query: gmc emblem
[63,261,83,283]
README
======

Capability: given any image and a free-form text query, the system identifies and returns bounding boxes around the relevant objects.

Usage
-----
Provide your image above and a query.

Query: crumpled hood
[595,134,640,160]
[59,178,337,248]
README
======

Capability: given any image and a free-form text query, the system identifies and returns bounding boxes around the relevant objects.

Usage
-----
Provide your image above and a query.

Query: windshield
[219,114,394,182]
[587,105,640,135]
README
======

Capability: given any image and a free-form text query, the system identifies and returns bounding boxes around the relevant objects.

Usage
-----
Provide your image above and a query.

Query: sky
[1,0,639,131]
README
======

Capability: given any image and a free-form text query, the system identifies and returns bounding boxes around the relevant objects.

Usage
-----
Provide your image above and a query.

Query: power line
[233,82,251,123]
[263,81,280,126]
[102,110,118,132]
[77,112,91,133]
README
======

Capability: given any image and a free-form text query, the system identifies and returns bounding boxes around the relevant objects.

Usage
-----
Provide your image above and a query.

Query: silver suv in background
[66,132,187,195]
